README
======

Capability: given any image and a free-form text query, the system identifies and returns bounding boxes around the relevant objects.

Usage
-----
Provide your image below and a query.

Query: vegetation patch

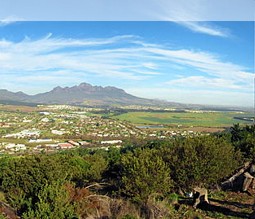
[113,111,253,127]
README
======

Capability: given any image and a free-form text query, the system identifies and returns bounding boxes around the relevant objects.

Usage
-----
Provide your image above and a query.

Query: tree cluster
[0,124,253,218]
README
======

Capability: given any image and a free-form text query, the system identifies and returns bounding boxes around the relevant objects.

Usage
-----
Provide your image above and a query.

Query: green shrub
[22,181,75,219]
[167,193,179,204]
[230,124,255,158]
[120,148,173,203]
[160,135,241,190]
[0,155,70,212]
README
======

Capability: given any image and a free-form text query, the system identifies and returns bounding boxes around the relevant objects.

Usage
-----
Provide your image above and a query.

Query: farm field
[112,111,254,127]
[0,104,38,112]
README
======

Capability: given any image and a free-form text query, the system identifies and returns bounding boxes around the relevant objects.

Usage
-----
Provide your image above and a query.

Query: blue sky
[0,21,253,107]
[0,0,254,107]
[0,0,254,21]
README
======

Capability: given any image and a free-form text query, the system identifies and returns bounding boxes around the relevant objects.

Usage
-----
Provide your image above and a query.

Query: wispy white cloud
[126,87,252,107]
[0,34,253,106]
[0,15,25,26]
[142,47,253,87]
[0,35,155,91]
[165,76,243,90]
[176,21,230,37]
[154,0,231,37]
[142,62,158,70]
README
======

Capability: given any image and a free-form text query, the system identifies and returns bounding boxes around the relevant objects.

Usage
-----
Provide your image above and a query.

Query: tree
[120,148,172,203]
[159,135,241,191]
[22,181,75,219]
[230,124,255,158]
[0,155,70,214]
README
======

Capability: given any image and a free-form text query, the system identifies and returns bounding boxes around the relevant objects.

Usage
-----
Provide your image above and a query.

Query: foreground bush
[0,152,108,217]
[119,148,173,203]
[159,135,241,190]
[0,155,70,213]
[0,126,251,218]
[22,181,75,219]
[230,124,255,158]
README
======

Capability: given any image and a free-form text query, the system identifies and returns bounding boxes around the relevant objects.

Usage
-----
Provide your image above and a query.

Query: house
[78,141,91,146]
[5,143,26,151]
[4,130,40,139]
[15,144,26,151]
[29,139,53,143]
[45,144,59,149]
[41,118,50,123]
[100,140,122,145]
[39,111,50,115]
[52,130,65,135]
[67,140,79,146]
[5,143,16,150]
[58,143,74,150]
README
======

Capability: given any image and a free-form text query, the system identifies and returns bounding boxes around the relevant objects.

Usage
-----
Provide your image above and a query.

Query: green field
[112,111,254,127]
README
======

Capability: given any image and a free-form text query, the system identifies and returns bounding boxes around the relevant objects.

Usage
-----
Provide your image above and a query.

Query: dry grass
[0,105,38,112]
[110,198,140,219]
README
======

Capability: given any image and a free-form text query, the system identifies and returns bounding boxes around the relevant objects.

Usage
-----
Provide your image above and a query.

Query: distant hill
[0,89,29,102]
[0,83,176,106]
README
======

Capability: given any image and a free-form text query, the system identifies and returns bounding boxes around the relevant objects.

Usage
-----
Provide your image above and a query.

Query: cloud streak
[176,21,230,37]
[127,87,252,107]
[0,16,25,26]
[0,34,253,106]
[166,76,243,90]
[154,0,231,37]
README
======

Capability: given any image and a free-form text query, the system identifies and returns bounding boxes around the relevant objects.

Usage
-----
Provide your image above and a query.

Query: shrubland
[0,124,254,219]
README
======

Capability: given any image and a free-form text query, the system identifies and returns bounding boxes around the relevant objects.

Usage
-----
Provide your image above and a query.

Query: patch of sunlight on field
[113,112,253,127]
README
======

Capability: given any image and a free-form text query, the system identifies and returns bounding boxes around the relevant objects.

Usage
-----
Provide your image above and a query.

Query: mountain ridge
[0,83,173,106]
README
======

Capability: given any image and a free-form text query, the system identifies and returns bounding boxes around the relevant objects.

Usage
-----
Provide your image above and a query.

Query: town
[0,104,205,155]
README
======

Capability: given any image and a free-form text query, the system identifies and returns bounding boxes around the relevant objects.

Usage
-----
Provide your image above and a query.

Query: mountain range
[0,83,173,106]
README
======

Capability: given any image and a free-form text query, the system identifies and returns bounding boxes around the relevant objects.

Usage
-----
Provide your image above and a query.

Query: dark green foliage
[22,181,75,219]
[84,153,108,181]
[120,148,173,203]
[104,147,121,179]
[159,135,241,190]
[0,155,70,212]
[67,153,108,186]
[0,152,108,217]
[230,124,255,158]
[0,124,253,218]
